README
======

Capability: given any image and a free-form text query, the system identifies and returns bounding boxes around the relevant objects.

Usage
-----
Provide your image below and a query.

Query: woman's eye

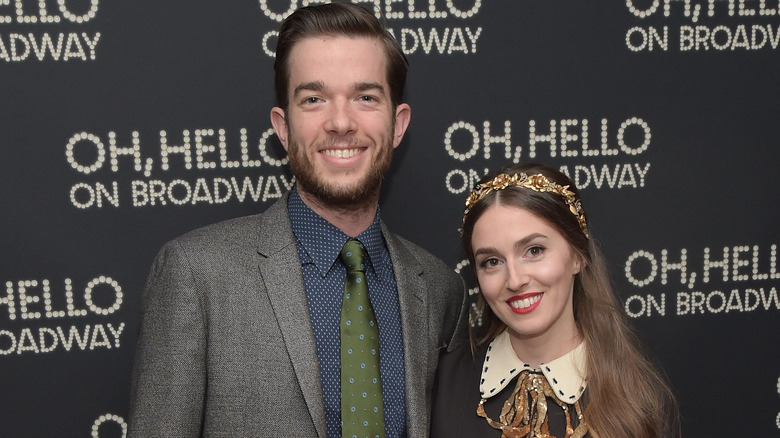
[481,258,500,269]
[527,246,544,256]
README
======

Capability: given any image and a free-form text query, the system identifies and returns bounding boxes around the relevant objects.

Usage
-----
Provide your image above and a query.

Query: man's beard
[286,132,394,211]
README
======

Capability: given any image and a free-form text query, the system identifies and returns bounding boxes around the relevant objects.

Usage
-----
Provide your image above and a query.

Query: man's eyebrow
[292,81,385,98]
[354,82,384,93]
[293,81,326,97]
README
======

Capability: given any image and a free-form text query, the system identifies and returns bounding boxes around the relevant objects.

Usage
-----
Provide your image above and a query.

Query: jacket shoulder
[387,232,460,280]
[164,196,290,254]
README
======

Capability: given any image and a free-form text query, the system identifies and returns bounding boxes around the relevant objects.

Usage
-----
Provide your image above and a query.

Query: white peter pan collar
[479,330,587,404]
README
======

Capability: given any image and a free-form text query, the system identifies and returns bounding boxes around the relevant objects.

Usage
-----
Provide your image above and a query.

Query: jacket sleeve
[446,272,469,353]
[127,240,207,437]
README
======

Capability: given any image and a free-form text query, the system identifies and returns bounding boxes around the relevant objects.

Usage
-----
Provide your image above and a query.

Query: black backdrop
[2,1,779,436]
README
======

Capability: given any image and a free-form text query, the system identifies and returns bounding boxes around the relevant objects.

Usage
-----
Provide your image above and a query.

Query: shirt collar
[288,188,388,279]
[479,330,587,404]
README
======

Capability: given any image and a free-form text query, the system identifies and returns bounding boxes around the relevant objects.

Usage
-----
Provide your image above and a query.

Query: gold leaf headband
[463,172,590,238]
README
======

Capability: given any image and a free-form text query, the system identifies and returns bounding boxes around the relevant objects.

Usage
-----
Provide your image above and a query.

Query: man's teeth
[323,148,360,158]
[509,295,541,309]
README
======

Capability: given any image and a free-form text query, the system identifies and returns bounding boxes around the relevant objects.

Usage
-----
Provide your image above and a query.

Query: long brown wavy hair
[461,162,680,438]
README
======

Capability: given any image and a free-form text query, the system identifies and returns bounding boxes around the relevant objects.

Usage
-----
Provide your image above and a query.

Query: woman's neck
[507,326,582,368]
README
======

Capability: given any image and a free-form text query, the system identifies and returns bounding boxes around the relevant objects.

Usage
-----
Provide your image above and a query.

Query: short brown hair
[274,3,408,111]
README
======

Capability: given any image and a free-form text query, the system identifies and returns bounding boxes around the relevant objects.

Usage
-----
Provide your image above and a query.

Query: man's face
[270,36,411,209]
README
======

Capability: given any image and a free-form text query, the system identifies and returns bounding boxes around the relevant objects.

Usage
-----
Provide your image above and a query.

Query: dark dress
[430,342,582,438]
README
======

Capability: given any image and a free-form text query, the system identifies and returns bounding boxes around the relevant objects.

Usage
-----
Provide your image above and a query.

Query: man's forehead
[288,34,385,61]
[287,35,389,88]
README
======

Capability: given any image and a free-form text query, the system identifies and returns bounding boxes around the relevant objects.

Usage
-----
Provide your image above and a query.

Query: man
[128,3,467,437]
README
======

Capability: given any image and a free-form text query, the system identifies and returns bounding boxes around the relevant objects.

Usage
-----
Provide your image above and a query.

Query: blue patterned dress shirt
[288,189,407,438]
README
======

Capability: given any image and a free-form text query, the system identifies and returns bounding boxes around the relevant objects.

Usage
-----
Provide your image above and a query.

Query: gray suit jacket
[128,195,467,437]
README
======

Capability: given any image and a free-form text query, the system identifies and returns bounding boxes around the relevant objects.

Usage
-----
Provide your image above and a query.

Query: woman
[431,163,679,438]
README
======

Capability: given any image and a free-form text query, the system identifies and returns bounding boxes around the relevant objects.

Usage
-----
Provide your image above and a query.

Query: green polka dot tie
[339,239,385,438]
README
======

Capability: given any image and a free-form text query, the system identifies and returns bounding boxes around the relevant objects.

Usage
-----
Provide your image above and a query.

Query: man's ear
[270,107,289,150]
[392,103,411,149]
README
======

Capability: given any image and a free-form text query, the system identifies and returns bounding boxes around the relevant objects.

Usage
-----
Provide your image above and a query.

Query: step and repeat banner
[1,1,778,436]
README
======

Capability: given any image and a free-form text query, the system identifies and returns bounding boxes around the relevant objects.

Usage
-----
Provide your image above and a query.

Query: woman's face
[471,203,582,355]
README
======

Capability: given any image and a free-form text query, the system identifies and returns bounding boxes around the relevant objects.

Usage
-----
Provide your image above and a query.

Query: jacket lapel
[257,197,327,438]
[383,225,430,437]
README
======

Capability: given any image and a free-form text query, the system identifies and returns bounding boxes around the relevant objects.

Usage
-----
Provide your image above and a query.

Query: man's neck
[296,188,379,238]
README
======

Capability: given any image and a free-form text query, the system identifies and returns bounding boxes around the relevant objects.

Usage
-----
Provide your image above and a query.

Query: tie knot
[339,239,366,273]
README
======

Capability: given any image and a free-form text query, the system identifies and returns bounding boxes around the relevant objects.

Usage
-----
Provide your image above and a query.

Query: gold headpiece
[463,172,589,238]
